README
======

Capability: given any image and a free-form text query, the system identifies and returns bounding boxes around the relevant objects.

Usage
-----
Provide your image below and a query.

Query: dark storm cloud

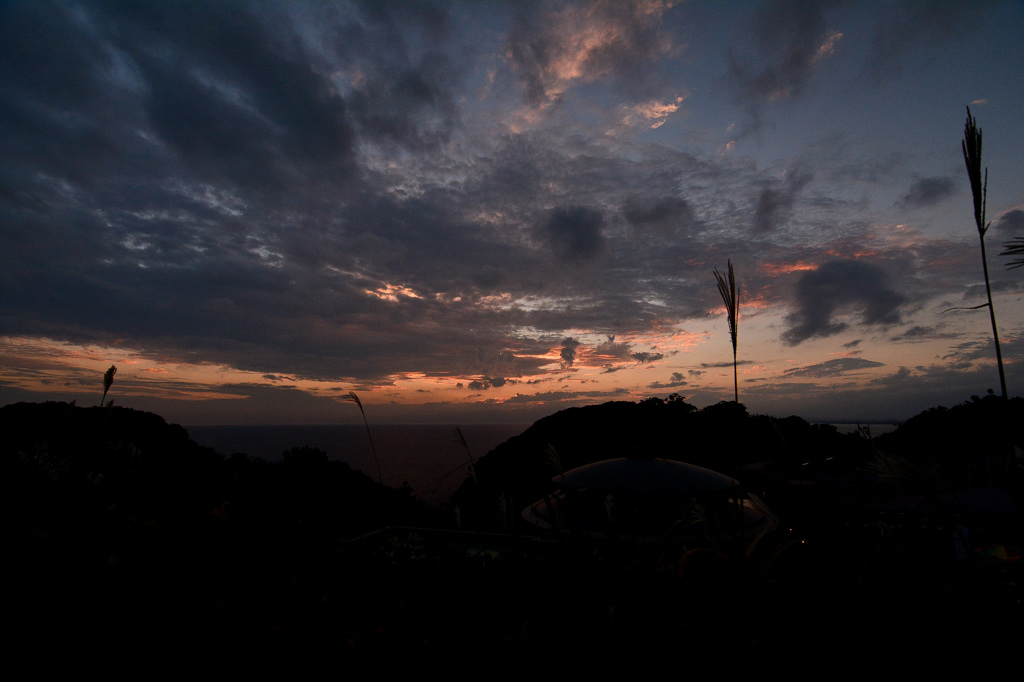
[783,260,905,345]
[782,357,884,378]
[896,176,956,209]
[540,206,606,263]
[752,170,812,233]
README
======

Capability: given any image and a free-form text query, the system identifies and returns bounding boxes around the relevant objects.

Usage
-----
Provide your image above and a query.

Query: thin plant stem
[454,426,477,484]
[962,107,1008,400]
[714,260,739,402]
[100,365,116,407]
[343,391,383,484]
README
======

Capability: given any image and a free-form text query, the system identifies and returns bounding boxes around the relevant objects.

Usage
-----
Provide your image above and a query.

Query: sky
[2,0,1024,426]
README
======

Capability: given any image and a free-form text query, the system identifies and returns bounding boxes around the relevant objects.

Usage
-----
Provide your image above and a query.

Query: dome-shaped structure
[555,457,739,494]
[523,457,777,555]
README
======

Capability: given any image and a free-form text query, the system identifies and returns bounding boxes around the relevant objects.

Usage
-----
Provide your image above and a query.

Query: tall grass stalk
[100,365,117,407]
[453,426,477,484]
[343,391,383,484]
[713,260,739,402]
[961,107,1008,400]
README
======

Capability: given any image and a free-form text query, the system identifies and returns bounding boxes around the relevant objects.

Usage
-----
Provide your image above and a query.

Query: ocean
[185,423,530,506]
[829,423,899,436]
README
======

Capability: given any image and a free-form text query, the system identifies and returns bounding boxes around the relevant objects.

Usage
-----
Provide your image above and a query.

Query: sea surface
[186,423,530,505]
[830,422,899,436]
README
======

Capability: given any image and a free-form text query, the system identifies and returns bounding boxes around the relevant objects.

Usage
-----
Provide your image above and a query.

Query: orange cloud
[762,261,818,276]
[364,283,423,302]
[812,31,843,63]
[618,95,687,129]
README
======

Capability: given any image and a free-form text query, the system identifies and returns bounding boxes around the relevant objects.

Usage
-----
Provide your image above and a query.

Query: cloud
[889,325,958,343]
[106,3,358,194]
[896,176,956,209]
[942,340,995,365]
[752,170,812,233]
[866,366,915,387]
[619,96,687,130]
[560,338,581,369]
[623,196,697,233]
[593,336,633,361]
[783,260,905,345]
[631,352,664,364]
[648,371,687,389]
[727,1,840,127]
[992,209,1024,237]
[540,206,606,263]
[701,360,754,369]
[782,357,885,378]
[505,1,674,108]
[467,377,510,390]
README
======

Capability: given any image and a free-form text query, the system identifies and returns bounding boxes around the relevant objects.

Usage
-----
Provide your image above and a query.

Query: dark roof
[555,458,740,495]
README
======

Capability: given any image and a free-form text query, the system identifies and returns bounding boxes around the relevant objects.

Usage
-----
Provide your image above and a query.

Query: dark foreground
[5,398,1022,665]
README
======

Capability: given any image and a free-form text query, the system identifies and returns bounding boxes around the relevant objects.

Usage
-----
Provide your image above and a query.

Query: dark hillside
[451,396,867,531]
[3,401,433,653]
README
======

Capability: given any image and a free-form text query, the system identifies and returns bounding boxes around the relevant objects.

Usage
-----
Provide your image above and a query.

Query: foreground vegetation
[5,397,1021,663]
